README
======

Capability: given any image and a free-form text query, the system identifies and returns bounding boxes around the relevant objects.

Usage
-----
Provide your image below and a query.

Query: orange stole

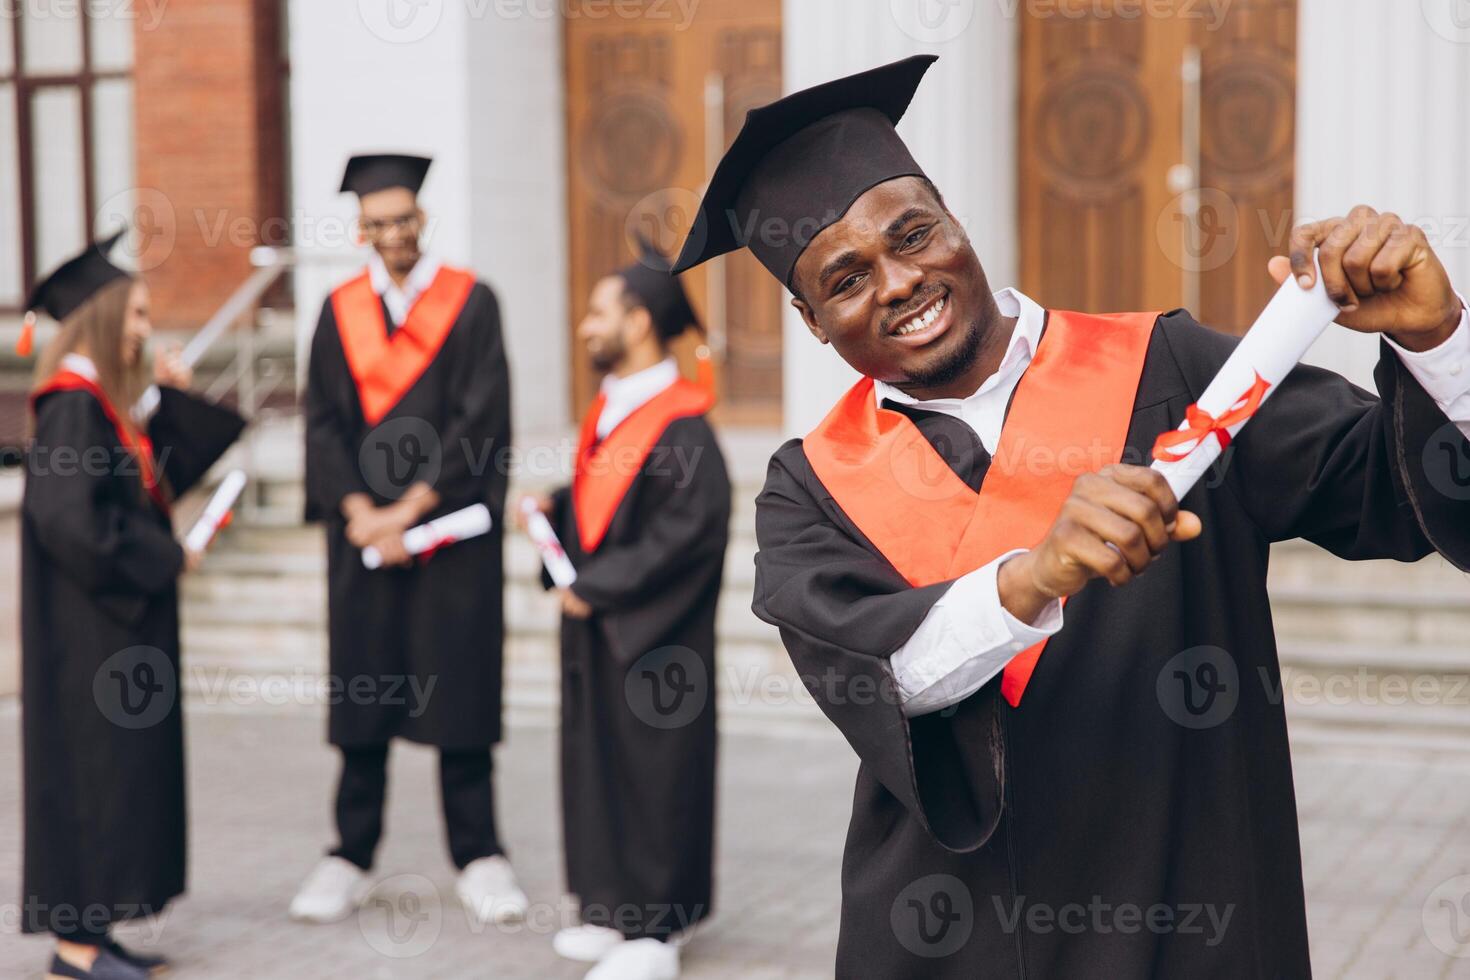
[802,310,1158,706]
[330,265,476,426]
[573,379,715,554]
[31,370,170,513]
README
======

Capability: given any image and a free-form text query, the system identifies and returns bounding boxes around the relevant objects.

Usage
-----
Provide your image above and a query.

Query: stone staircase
[177,417,1470,745]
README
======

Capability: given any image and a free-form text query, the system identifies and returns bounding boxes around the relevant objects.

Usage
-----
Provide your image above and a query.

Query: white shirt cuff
[1385,299,1470,440]
[891,549,1064,718]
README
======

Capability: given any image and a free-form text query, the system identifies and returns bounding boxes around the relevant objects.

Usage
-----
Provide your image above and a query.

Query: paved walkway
[3,706,1470,978]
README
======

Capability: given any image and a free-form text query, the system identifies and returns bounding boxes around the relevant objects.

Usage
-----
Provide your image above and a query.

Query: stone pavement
[3,706,1470,979]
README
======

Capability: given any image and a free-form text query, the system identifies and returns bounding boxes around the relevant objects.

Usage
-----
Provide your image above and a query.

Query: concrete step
[1268,585,1470,647]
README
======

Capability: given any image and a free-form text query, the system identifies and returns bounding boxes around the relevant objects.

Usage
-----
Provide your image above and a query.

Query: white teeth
[896,296,945,336]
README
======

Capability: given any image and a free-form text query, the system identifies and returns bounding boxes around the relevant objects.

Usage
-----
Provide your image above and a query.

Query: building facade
[5,0,1470,436]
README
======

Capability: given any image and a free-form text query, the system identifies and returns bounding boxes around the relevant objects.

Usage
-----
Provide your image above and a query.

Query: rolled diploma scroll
[1150,265,1341,500]
[183,469,247,552]
[362,503,492,569]
[521,497,577,588]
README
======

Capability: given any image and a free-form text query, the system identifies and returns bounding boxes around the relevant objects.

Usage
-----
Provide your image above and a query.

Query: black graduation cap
[25,230,130,323]
[339,153,433,197]
[672,55,938,289]
[617,235,702,342]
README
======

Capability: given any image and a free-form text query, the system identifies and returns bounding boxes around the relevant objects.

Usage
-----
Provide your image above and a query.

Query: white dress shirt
[368,252,443,328]
[882,289,1470,718]
[596,357,680,439]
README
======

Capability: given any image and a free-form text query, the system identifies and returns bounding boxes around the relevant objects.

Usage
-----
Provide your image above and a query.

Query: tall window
[2,4,135,311]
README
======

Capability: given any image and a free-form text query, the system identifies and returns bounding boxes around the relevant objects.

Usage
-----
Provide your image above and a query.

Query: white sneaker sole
[290,883,368,924]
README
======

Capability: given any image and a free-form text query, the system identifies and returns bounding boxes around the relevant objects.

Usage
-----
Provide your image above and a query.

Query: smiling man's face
[790,176,1004,399]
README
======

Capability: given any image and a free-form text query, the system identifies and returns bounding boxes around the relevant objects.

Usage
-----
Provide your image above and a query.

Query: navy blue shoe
[104,939,169,976]
[47,947,149,980]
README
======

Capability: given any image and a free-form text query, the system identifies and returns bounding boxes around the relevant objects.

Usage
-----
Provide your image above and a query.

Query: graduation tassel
[15,311,35,357]
[694,344,717,401]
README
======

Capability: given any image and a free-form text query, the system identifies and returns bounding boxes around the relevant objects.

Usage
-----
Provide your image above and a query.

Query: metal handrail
[180,246,295,370]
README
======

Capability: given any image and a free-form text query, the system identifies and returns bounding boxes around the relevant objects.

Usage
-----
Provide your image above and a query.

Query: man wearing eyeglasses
[290,153,524,928]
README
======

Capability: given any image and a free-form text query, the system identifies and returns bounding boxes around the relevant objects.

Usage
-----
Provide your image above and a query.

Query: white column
[464,7,570,434]
[287,0,569,434]
[779,0,1017,436]
[1296,0,1470,388]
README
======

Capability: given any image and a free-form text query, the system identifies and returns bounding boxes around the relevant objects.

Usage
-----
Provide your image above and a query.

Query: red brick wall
[133,0,286,331]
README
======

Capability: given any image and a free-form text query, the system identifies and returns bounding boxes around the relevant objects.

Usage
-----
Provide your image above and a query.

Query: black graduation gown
[303,281,511,748]
[544,413,731,939]
[752,311,1470,979]
[21,386,243,935]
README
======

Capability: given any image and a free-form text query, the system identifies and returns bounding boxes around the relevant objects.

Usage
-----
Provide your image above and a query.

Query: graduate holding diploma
[292,154,523,925]
[675,56,1470,978]
[19,235,245,980]
[522,240,730,980]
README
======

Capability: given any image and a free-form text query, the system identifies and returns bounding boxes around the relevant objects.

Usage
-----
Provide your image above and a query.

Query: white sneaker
[585,938,680,980]
[455,855,529,925]
[289,856,368,923]
[553,924,626,962]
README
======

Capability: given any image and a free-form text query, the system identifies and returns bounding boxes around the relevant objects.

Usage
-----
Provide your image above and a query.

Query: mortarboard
[19,230,131,355]
[672,55,938,289]
[617,235,703,342]
[339,153,433,197]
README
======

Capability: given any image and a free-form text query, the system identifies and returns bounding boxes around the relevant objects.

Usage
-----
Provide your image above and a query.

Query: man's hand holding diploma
[999,206,1463,624]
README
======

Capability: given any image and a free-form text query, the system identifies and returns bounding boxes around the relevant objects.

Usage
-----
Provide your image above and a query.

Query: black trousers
[330,744,503,871]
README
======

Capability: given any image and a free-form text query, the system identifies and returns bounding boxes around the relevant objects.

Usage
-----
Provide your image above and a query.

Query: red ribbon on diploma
[417,533,458,564]
[1151,372,1272,464]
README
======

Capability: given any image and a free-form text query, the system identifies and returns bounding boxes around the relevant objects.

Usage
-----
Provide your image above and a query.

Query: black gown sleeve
[752,440,1005,853]
[303,297,368,522]
[1158,312,1470,567]
[26,391,185,599]
[430,283,512,516]
[146,386,246,497]
[570,418,731,613]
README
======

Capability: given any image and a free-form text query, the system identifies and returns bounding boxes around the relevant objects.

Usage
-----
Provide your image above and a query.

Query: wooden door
[564,0,783,423]
[1020,0,1297,335]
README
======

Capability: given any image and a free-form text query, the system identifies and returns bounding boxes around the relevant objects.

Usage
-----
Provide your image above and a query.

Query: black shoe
[103,938,169,976]
[48,947,149,980]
